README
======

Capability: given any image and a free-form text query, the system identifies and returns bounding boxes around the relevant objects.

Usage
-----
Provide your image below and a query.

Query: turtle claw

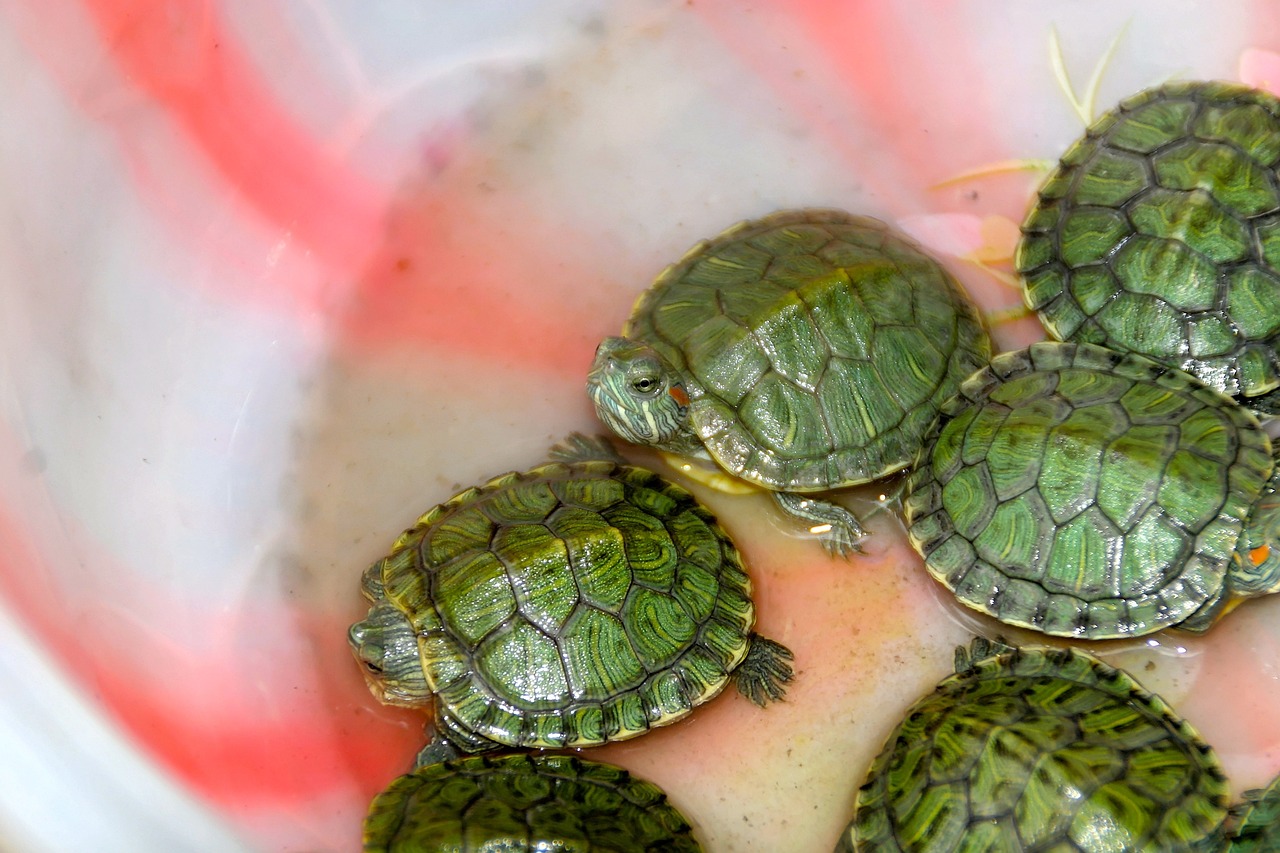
[954,636,1016,674]
[822,527,866,558]
[771,491,867,558]
[547,433,626,465]
[734,634,795,707]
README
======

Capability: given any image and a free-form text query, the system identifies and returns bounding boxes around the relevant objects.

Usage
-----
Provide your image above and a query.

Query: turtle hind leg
[733,634,795,707]
[771,491,866,557]
[547,432,627,465]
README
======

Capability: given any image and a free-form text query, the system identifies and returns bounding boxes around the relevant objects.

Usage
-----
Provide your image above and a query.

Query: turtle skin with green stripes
[1018,80,1280,414]
[348,438,793,762]
[1230,771,1280,852]
[363,753,702,853]
[839,640,1230,852]
[589,208,992,555]
[904,341,1280,639]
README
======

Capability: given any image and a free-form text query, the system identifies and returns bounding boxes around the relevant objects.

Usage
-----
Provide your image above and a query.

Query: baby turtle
[363,753,702,852]
[1017,80,1280,414]
[904,341,1280,639]
[588,208,991,555]
[1230,772,1280,852]
[839,638,1230,852]
[348,435,792,763]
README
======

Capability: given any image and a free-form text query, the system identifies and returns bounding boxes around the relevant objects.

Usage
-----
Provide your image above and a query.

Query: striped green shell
[1018,80,1280,407]
[904,341,1273,639]
[625,209,992,491]
[1231,772,1280,851]
[372,459,755,749]
[841,644,1229,852]
[364,753,702,852]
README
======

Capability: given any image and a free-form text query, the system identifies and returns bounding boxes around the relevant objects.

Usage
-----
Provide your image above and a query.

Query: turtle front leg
[415,730,462,768]
[732,634,795,706]
[771,491,866,557]
[547,432,628,465]
[415,702,503,768]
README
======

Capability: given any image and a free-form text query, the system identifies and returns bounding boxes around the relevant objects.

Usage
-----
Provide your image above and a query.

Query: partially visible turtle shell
[364,753,702,852]
[1231,772,1280,852]
[627,208,992,491]
[904,341,1274,639]
[1018,80,1280,408]
[840,642,1230,852]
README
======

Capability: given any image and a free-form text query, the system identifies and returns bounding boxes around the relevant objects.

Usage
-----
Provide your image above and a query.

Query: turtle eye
[631,376,661,396]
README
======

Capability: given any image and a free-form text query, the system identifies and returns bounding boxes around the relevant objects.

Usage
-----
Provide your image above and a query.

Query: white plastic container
[2,2,1278,850]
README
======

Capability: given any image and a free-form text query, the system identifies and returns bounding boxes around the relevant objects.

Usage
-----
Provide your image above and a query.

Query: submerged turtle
[348,434,792,763]
[840,638,1230,852]
[1230,771,1280,852]
[1018,79,1280,414]
[904,341,1280,639]
[363,753,702,853]
[588,208,992,556]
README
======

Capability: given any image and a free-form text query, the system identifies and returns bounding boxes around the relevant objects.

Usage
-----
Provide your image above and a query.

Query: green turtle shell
[840,643,1229,852]
[364,753,702,852]
[904,341,1274,639]
[371,459,756,749]
[625,208,992,491]
[1230,772,1280,852]
[1018,80,1280,408]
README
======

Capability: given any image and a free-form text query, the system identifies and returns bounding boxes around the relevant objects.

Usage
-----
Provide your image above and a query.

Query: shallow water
[3,2,1280,850]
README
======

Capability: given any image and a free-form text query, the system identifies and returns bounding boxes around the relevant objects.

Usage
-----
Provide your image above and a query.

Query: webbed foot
[733,634,794,706]
[771,491,866,557]
[547,432,627,465]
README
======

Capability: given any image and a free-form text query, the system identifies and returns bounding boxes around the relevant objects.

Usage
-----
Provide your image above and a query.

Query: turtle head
[348,602,431,707]
[587,337,696,452]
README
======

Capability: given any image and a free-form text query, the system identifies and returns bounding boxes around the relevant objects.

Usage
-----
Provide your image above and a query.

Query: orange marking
[1251,545,1271,566]
[669,385,691,407]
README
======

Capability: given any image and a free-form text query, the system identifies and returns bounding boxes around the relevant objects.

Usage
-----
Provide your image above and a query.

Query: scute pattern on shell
[375,459,755,749]
[363,753,703,852]
[625,209,992,491]
[840,644,1229,852]
[904,341,1272,639]
[1018,79,1280,405]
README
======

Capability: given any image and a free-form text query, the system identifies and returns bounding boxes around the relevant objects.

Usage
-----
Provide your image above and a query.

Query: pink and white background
[3,2,1280,850]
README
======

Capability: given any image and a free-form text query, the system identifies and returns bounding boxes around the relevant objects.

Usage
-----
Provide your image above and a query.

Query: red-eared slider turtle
[839,638,1230,852]
[1230,772,1280,852]
[348,435,792,764]
[904,341,1280,639]
[363,753,702,853]
[1017,80,1280,414]
[588,209,992,556]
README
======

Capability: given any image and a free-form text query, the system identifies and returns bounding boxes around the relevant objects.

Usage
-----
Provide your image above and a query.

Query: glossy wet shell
[626,208,991,491]
[1231,772,1280,852]
[363,753,702,852]
[840,645,1229,852]
[373,459,755,749]
[904,341,1273,639]
[1018,80,1280,405]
